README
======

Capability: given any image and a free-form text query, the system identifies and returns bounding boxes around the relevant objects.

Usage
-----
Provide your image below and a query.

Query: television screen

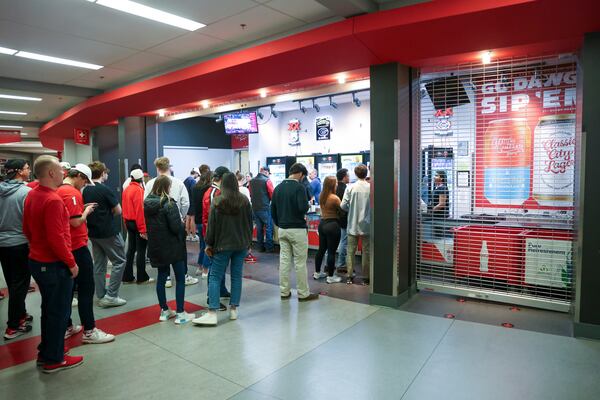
[223,112,259,134]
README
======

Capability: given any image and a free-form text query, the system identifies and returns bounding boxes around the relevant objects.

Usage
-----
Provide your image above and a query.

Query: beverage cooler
[340,152,369,183]
[266,156,296,187]
[314,154,339,180]
[295,155,315,173]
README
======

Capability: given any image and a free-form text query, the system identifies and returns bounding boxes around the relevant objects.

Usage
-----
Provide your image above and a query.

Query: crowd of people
[0,154,371,373]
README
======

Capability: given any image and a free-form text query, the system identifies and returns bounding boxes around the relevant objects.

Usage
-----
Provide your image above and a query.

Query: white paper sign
[524,238,571,288]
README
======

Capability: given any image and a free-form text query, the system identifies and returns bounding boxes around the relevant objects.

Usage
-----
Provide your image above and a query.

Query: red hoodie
[122,181,146,233]
[202,184,220,237]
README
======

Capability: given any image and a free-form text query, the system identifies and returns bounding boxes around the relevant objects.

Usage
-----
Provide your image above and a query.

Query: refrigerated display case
[295,155,315,173]
[266,156,296,188]
[314,154,339,181]
[340,152,369,182]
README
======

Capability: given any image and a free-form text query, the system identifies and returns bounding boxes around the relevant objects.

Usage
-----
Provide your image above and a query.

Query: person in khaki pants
[341,164,371,285]
[271,163,319,302]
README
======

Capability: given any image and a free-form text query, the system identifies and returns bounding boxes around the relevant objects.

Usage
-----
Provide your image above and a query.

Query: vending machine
[314,154,339,181]
[340,152,369,183]
[266,156,296,187]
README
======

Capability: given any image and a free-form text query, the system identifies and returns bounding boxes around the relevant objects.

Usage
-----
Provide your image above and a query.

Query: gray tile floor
[1,270,600,400]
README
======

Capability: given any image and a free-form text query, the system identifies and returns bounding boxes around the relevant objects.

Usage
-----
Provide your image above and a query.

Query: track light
[298,101,306,114]
[352,92,361,107]
[215,115,223,123]
[329,96,338,109]
[270,105,279,119]
[312,99,320,113]
[257,109,264,120]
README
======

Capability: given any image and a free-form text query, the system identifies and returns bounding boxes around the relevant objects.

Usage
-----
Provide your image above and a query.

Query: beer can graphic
[533,114,576,207]
[483,118,532,205]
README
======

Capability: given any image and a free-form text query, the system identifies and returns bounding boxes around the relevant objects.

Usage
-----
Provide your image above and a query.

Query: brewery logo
[287,119,301,131]
[434,108,454,136]
[288,119,301,147]
[316,116,331,141]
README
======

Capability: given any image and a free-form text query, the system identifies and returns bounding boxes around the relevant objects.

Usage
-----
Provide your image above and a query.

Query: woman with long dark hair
[192,172,253,326]
[189,170,214,278]
[314,176,343,283]
[144,175,195,324]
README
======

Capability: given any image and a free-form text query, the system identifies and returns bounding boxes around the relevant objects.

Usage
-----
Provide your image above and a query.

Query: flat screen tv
[223,112,259,134]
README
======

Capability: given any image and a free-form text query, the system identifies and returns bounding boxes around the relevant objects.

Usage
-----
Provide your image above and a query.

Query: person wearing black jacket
[192,173,253,326]
[145,176,195,325]
[335,168,350,270]
[187,170,213,278]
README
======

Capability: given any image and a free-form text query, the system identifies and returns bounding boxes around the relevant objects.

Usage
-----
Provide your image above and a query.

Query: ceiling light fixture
[352,93,361,107]
[259,89,268,98]
[20,132,29,136]
[15,51,103,70]
[270,105,279,119]
[257,110,264,120]
[312,99,320,113]
[0,124,23,129]
[0,46,18,55]
[158,109,165,117]
[0,94,42,101]
[329,96,338,109]
[201,100,209,109]
[0,110,27,115]
[87,0,205,31]
[298,102,306,114]
[482,51,492,65]
[337,75,346,84]
[215,115,223,123]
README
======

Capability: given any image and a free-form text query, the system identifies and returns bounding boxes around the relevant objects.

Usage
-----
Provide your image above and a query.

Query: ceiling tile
[0,55,87,85]
[0,20,136,66]
[265,0,335,23]
[63,79,110,90]
[108,51,183,75]
[200,5,305,44]
[147,33,236,61]
[70,67,135,89]
[139,0,258,25]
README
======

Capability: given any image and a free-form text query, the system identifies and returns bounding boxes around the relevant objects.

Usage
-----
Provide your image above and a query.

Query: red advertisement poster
[475,62,577,209]
[74,128,90,145]
[230,134,248,149]
[0,130,21,144]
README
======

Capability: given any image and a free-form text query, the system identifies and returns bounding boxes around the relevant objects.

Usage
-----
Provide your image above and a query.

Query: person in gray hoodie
[0,159,33,340]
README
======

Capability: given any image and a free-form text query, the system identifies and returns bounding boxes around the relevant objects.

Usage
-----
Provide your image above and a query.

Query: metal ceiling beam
[0,119,44,128]
[315,0,378,17]
[0,77,103,98]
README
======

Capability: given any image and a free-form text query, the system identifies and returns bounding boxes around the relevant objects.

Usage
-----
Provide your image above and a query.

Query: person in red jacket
[23,155,83,373]
[57,164,115,344]
[202,166,230,310]
[122,169,152,283]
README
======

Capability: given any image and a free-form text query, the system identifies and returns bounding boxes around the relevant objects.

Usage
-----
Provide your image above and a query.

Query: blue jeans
[204,254,229,300]
[254,209,273,250]
[336,228,348,267]
[156,260,186,313]
[208,249,247,310]
[30,260,73,364]
[197,226,206,266]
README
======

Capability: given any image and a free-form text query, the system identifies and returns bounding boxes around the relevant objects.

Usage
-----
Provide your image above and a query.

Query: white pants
[278,228,310,298]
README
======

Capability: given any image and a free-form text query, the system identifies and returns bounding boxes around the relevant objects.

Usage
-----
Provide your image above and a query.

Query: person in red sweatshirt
[57,164,115,344]
[23,155,82,373]
[122,169,152,283]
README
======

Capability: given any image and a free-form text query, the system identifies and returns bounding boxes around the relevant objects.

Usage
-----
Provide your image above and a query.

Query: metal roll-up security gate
[414,55,579,312]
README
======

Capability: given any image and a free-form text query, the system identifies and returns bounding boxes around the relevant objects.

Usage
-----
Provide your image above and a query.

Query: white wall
[249,100,371,172]
[62,139,92,165]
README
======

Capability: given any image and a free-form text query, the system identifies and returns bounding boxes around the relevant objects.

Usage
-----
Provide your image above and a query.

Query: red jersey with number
[56,184,88,251]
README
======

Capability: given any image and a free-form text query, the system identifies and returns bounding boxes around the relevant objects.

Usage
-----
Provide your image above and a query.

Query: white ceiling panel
[69,67,134,89]
[147,33,236,61]
[0,20,136,66]
[108,51,182,74]
[200,5,305,44]
[0,55,89,85]
[140,0,258,25]
[63,79,111,90]
[265,0,336,23]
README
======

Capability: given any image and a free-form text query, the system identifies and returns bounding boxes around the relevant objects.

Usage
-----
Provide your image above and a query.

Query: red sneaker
[37,346,71,366]
[20,313,33,326]
[42,355,83,373]
[4,323,33,340]
[244,254,257,263]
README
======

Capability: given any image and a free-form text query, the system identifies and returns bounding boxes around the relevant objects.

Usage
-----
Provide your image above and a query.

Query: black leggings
[124,220,149,282]
[315,219,341,276]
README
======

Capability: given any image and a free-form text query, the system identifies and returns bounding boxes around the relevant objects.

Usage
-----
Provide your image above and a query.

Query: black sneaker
[218,303,227,311]
[298,293,319,302]
[346,277,353,285]
[362,278,370,286]
[221,293,231,299]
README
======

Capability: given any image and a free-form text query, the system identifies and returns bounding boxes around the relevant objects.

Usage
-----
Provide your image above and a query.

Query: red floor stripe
[0,300,203,370]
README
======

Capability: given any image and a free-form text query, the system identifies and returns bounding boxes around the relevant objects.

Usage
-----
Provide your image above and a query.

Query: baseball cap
[213,166,230,179]
[72,163,95,186]
[59,161,71,170]
[130,169,144,180]
[261,166,270,173]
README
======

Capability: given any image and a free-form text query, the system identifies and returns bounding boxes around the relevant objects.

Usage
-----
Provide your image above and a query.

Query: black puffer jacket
[144,194,186,267]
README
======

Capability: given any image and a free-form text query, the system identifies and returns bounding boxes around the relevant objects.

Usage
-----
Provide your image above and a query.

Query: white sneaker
[327,275,343,284]
[159,309,176,322]
[98,295,127,308]
[82,328,115,344]
[185,275,199,286]
[230,308,238,320]
[313,272,327,280]
[174,311,195,325]
[165,277,172,288]
[201,271,208,279]
[192,312,217,326]
[64,324,82,339]
[71,298,78,307]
